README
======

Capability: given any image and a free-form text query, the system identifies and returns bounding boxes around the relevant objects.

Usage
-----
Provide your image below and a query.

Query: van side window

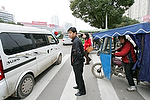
[46,34,57,44]
[32,34,47,47]
[0,33,33,55]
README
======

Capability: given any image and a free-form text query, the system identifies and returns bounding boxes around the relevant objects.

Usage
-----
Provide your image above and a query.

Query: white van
[0,23,62,99]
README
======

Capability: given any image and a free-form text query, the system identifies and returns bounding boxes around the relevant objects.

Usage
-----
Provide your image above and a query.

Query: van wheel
[56,54,62,65]
[17,74,34,99]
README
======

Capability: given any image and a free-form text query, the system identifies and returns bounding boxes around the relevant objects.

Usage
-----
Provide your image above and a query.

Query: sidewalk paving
[90,50,150,100]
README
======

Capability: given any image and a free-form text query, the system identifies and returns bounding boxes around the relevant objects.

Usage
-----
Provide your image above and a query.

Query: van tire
[17,74,34,99]
[56,54,62,65]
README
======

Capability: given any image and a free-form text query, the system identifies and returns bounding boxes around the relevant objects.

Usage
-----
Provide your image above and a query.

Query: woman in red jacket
[84,33,91,65]
[113,35,137,92]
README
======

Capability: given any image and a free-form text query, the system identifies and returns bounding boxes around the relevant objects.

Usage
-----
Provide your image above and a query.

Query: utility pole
[75,17,77,27]
[105,0,108,29]
[106,12,108,29]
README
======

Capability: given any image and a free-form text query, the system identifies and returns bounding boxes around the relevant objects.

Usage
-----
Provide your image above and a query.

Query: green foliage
[57,31,63,39]
[7,22,16,24]
[17,22,24,26]
[112,16,140,28]
[0,18,24,26]
[70,0,135,29]
[0,18,5,23]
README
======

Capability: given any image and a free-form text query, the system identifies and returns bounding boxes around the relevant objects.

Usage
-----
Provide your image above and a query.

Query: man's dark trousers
[73,62,86,93]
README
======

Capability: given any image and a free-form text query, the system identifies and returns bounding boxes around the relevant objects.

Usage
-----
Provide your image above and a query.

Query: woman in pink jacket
[84,33,91,65]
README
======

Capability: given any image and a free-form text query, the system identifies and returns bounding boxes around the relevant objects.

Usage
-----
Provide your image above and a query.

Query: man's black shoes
[73,86,79,89]
[73,86,86,96]
[75,92,86,96]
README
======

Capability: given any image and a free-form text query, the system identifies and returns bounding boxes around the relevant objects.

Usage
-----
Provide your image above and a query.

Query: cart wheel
[92,63,104,79]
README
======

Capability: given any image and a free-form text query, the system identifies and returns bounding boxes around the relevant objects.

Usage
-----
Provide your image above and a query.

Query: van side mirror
[56,38,59,44]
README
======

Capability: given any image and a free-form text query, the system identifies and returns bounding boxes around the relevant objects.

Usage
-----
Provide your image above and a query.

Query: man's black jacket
[71,36,85,66]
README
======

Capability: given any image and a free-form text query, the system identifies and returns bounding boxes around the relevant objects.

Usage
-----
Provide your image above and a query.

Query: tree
[57,31,63,39]
[0,18,24,26]
[69,0,134,29]
[113,16,139,28]
[7,22,16,25]
[17,22,24,26]
[0,18,5,23]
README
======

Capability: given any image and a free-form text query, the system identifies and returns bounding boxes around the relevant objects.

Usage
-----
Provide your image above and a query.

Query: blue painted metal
[100,53,111,80]
[100,38,112,80]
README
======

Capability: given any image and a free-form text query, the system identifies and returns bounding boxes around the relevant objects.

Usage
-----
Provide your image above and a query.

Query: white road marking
[97,78,120,100]
[59,70,77,100]
[24,54,70,100]
[91,52,119,100]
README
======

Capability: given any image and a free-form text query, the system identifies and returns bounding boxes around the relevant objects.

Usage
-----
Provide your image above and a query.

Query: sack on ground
[87,46,94,53]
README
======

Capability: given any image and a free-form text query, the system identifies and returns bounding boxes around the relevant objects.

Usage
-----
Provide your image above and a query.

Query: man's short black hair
[67,27,77,34]
[118,35,126,39]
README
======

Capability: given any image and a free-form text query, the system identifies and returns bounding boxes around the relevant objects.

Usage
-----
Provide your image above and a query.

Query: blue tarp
[131,34,150,82]
[92,22,150,82]
[92,22,150,39]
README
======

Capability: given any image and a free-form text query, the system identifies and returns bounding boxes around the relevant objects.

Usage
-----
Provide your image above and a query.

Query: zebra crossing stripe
[97,78,119,100]
[91,52,119,100]
[59,70,77,100]
[24,54,70,100]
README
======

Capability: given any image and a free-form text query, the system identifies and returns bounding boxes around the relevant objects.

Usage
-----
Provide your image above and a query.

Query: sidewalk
[90,50,150,100]
[90,50,119,100]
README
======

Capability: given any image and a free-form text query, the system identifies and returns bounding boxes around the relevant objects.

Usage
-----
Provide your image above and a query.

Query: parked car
[62,33,72,45]
[0,23,62,99]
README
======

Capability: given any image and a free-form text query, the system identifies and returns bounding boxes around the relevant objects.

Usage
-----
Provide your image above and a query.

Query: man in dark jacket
[113,35,137,92]
[67,27,86,96]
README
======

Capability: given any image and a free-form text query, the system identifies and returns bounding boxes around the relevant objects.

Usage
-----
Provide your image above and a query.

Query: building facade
[20,21,65,33]
[62,22,73,32]
[0,9,14,22]
[50,15,59,26]
[125,0,150,22]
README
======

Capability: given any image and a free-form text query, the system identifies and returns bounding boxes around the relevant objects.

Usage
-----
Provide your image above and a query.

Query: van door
[46,34,58,64]
[32,34,51,73]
